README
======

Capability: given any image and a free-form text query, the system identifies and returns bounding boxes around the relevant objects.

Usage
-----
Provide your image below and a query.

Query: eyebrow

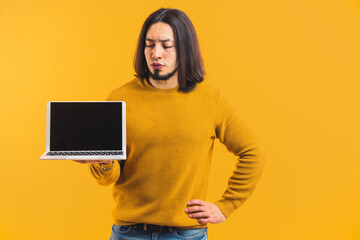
[145,38,174,43]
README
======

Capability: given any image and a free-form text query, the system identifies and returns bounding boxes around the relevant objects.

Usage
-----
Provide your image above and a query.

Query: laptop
[40,101,126,160]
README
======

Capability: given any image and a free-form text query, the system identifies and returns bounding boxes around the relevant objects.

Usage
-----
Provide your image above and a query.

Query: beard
[148,68,178,81]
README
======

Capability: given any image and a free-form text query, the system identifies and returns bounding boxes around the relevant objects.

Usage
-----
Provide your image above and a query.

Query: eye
[163,46,173,49]
[145,44,154,48]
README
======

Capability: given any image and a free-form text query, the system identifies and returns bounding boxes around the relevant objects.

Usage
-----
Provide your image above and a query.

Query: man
[76,8,264,240]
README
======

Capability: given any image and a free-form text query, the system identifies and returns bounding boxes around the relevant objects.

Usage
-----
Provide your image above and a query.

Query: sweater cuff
[99,161,113,169]
[90,161,115,173]
[214,198,238,218]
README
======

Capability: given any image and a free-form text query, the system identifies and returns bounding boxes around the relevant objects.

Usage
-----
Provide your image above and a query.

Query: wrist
[99,161,114,171]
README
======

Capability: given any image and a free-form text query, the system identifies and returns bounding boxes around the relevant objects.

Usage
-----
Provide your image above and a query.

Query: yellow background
[1,0,359,239]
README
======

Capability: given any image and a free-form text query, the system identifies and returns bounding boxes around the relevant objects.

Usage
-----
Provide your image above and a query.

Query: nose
[151,44,163,59]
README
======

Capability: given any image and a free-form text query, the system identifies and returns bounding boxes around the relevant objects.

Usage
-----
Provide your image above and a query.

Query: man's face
[144,22,178,81]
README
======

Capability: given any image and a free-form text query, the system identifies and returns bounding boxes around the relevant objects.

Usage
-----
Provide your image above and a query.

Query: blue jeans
[109,224,208,240]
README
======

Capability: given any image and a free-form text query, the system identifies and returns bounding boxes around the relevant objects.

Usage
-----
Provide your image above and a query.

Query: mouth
[151,63,165,70]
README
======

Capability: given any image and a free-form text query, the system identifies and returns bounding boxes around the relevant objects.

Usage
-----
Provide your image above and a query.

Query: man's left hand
[185,199,226,224]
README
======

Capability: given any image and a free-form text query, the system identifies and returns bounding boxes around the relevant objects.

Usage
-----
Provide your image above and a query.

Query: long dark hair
[134,8,205,93]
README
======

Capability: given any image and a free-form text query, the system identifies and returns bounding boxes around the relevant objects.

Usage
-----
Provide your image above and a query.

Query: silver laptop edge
[40,101,126,160]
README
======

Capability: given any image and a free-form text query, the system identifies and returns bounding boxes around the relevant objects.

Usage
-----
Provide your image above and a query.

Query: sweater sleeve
[214,90,265,218]
[89,161,121,186]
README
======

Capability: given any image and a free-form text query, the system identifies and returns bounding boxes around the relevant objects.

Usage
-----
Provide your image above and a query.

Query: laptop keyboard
[47,151,123,156]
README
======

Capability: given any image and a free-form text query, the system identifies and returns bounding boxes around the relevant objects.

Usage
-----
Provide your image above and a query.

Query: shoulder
[196,82,235,104]
[193,82,239,116]
[192,81,220,99]
[107,78,144,100]
[192,82,234,110]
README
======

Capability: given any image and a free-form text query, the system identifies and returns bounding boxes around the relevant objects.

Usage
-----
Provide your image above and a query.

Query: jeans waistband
[132,223,175,233]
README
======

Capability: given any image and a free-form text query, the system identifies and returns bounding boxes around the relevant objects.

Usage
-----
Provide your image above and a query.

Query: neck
[149,72,179,89]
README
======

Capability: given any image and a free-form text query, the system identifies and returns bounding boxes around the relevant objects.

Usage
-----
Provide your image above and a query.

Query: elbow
[239,146,265,174]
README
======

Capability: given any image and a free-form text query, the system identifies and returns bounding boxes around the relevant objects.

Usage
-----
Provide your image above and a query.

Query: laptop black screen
[50,102,123,151]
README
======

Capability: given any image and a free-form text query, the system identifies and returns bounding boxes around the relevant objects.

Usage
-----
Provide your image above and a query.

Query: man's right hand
[72,160,114,164]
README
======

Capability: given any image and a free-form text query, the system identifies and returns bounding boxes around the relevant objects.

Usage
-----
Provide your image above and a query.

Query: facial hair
[148,68,178,81]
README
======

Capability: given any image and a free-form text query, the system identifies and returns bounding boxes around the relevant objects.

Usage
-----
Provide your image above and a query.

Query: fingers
[72,160,114,164]
[185,200,226,224]
[187,211,209,219]
[93,160,113,164]
[185,205,206,213]
[187,199,206,206]
[72,160,90,164]
[197,218,210,224]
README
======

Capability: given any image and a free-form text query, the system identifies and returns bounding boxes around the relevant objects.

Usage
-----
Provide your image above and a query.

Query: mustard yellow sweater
[89,78,264,228]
